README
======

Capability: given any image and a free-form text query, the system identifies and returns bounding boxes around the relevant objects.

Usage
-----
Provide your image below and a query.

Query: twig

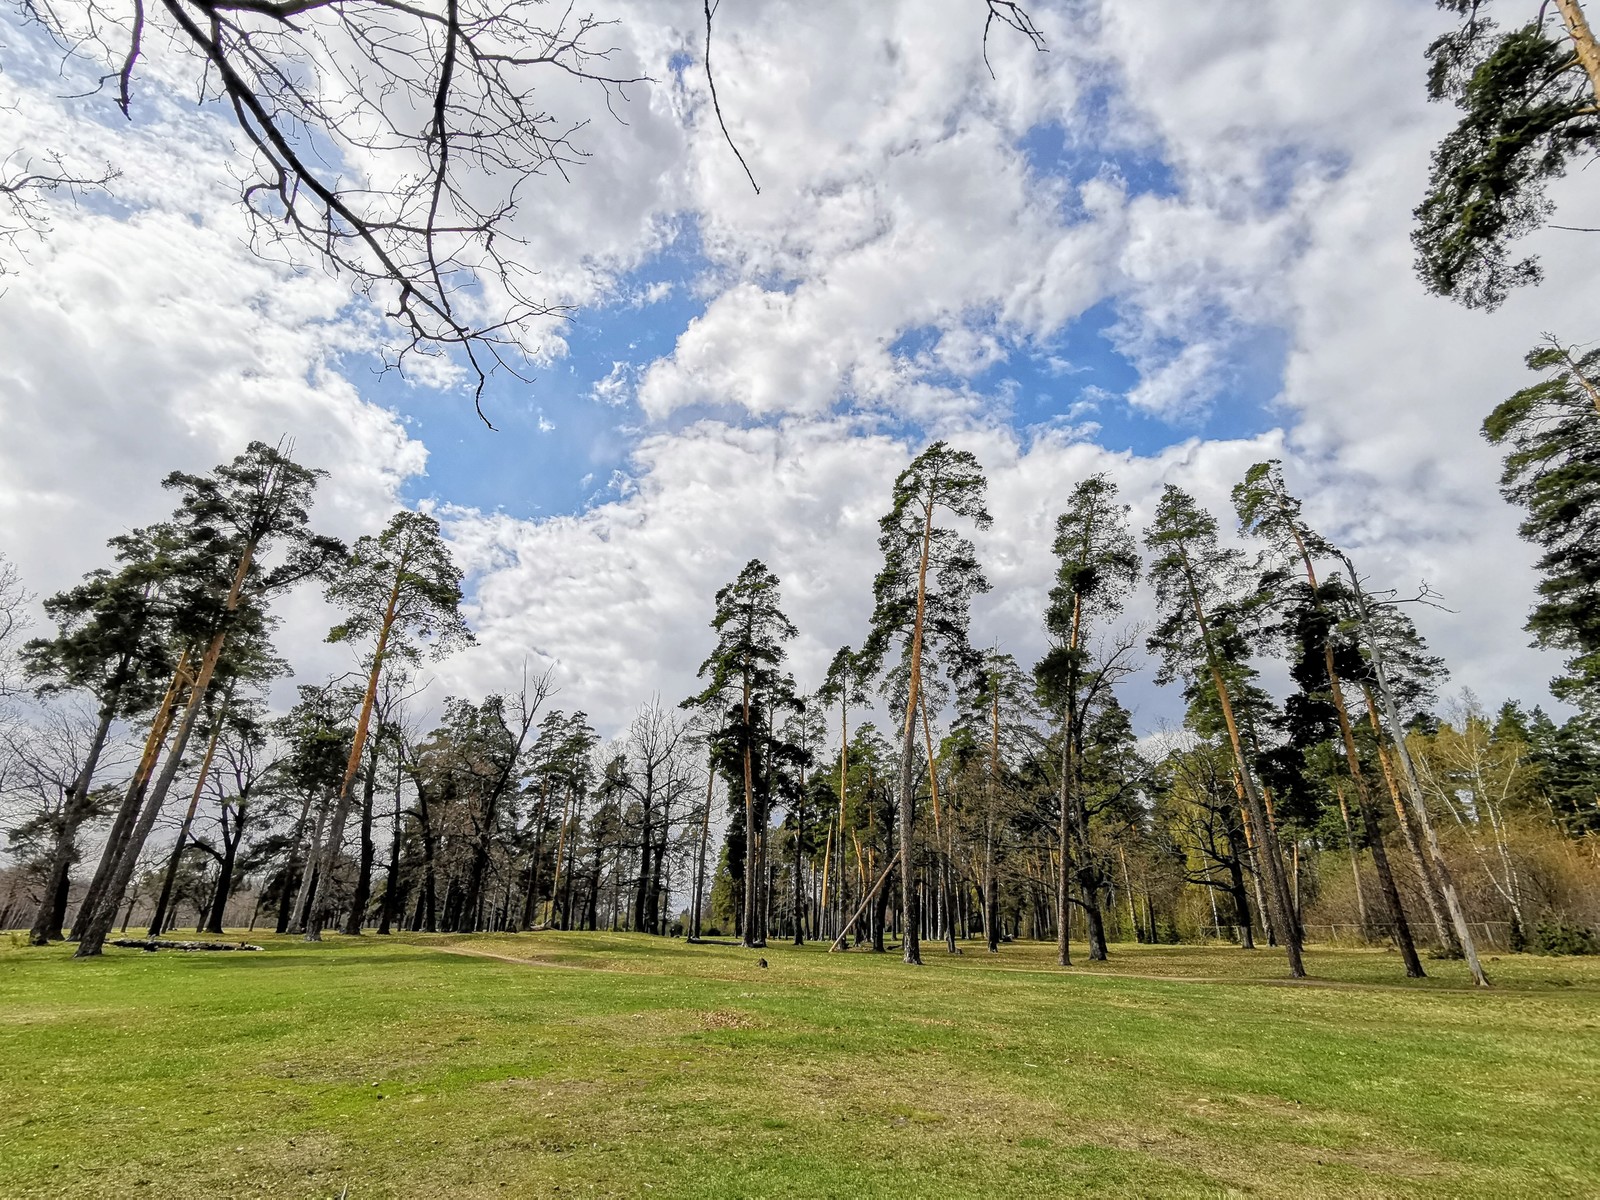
[703,0,759,194]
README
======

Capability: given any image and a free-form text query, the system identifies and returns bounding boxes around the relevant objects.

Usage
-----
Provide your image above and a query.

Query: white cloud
[0,0,1587,751]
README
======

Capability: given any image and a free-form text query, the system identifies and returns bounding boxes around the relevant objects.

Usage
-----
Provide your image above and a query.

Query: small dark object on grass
[111,938,262,952]
[757,958,768,969]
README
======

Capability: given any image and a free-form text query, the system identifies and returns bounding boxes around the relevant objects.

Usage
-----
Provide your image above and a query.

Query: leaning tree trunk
[1366,691,1456,952]
[1180,551,1303,978]
[1344,559,1488,987]
[148,716,224,938]
[1334,784,1372,940]
[70,652,191,939]
[1326,656,1423,978]
[76,545,255,959]
[306,571,403,942]
[204,807,244,935]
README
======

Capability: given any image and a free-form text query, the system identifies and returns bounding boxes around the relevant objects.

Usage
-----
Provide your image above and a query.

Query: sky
[1,0,1594,741]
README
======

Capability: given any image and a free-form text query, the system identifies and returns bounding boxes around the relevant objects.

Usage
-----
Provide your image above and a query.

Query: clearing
[2,933,1597,1197]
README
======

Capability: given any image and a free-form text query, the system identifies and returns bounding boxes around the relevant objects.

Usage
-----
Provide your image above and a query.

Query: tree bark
[76,544,255,959]
[305,568,403,941]
[204,799,244,934]
[1335,784,1372,939]
[1178,549,1304,977]
[343,740,381,935]
[1556,0,1600,110]
[148,714,224,937]
[1342,558,1488,986]
[70,650,191,939]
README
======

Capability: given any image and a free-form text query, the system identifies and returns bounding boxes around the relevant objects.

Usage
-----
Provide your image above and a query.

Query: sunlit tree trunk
[1344,559,1488,987]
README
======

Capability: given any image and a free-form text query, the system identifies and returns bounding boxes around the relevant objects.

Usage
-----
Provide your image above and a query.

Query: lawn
[2,932,1597,1198]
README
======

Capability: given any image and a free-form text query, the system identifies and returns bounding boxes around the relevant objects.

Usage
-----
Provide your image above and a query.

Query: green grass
[2,932,1598,1198]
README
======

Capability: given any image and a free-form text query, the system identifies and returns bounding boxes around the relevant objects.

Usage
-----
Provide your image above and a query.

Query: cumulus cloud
[0,0,1587,747]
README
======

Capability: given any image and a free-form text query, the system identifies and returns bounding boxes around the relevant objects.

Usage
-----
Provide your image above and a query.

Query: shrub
[1535,918,1598,956]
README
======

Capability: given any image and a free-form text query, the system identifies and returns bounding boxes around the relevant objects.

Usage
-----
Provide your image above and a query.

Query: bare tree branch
[15,0,649,418]
[982,0,1046,81]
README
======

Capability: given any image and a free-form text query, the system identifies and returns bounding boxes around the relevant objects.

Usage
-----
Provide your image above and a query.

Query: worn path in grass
[2,932,1597,1198]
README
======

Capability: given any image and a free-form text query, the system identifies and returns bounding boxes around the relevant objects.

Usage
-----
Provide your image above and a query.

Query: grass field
[2,932,1598,1198]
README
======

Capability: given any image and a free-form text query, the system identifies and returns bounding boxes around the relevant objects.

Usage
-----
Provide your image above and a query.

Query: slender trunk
[1366,690,1455,950]
[547,788,572,929]
[77,542,255,959]
[792,789,805,946]
[306,570,403,942]
[896,492,937,967]
[277,791,314,934]
[1222,815,1255,949]
[740,669,762,949]
[692,766,713,939]
[1117,845,1140,943]
[918,693,957,955]
[1057,592,1082,968]
[71,650,192,939]
[1322,639,1422,975]
[1343,557,1488,987]
[1556,0,1600,110]
[522,781,549,930]
[343,740,381,935]
[1235,776,1277,946]
[148,714,225,937]
[292,789,332,933]
[1335,784,1372,939]
[1180,548,1303,976]
[377,766,405,935]
[205,803,243,934]
[120,881,140,932]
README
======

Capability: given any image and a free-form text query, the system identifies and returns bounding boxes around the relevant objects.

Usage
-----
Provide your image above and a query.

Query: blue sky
[0,0,1587,735]
[387,120,1288,524]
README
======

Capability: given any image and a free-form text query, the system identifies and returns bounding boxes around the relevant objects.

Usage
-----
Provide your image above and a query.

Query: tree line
[2,369,1596,984]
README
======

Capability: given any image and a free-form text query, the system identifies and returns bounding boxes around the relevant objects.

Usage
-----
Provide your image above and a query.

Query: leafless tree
[9,1,1044,415]
[0,145,118,273]
[0,550,33,700]
[16,0,648,414]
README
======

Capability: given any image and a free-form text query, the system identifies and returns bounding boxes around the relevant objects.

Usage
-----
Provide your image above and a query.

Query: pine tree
[689,560,797,950]
[861,442,991,966]
[1036,473,1140,965]
[816,646,870,942]
[74,441,341,958]
[1234,460,1425,978]
[1415,1,1600,308]
[303,510,472,941]
[1145,484,1306,978]
[1484,336,1600,708]
[19,533,177,943]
